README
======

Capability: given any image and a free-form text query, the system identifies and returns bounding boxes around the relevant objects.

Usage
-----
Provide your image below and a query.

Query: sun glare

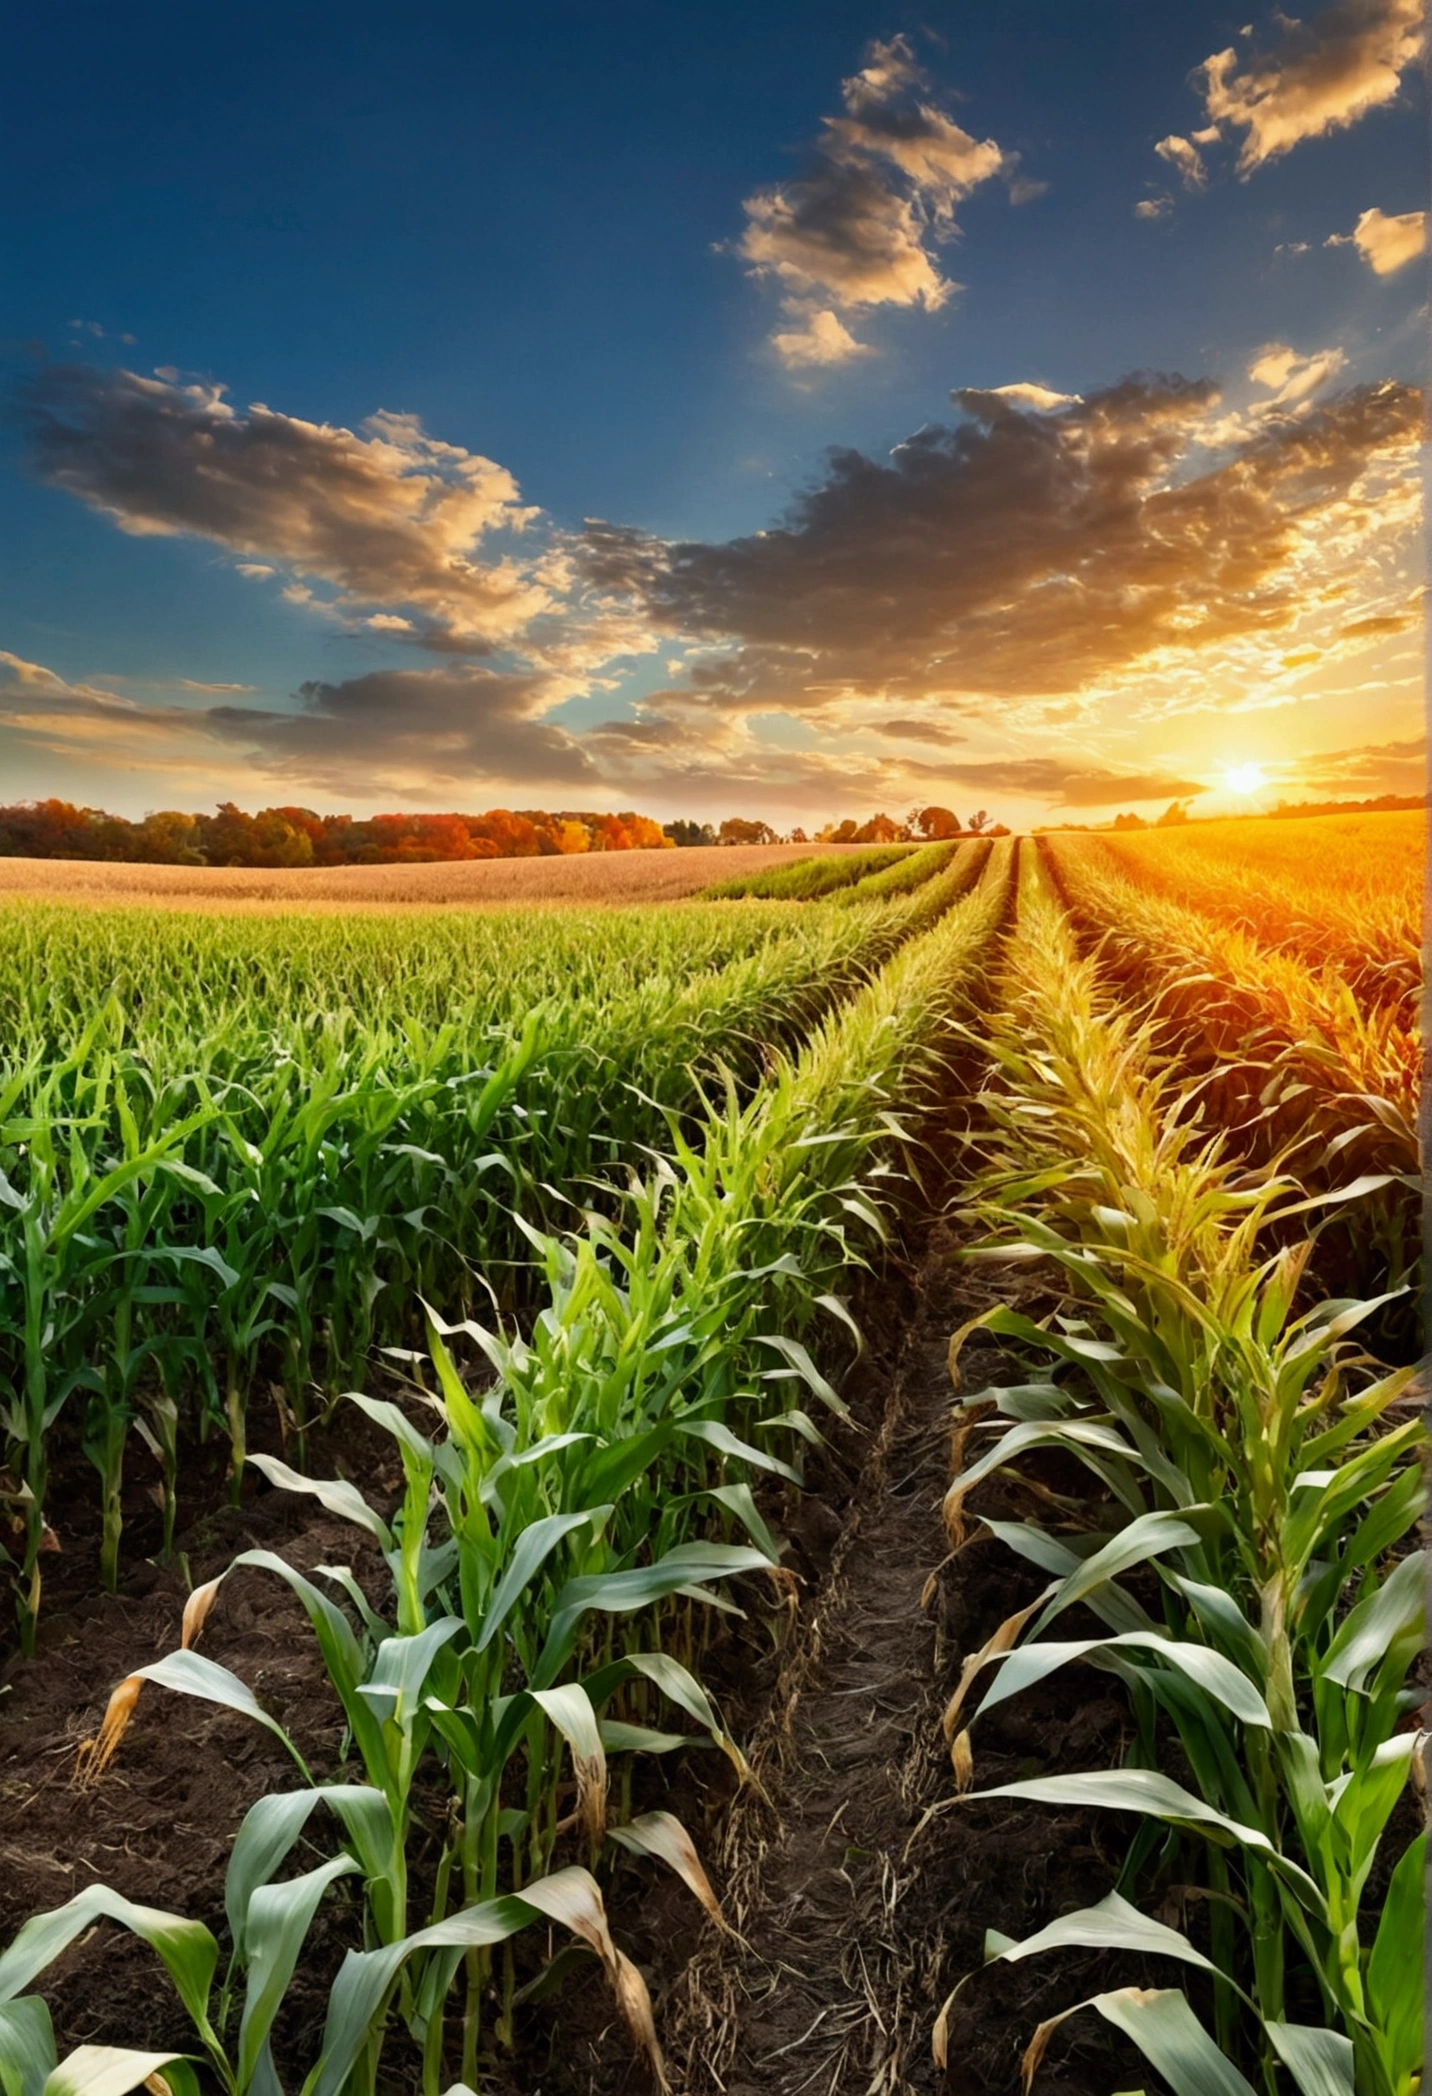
[1225,763,1267,796]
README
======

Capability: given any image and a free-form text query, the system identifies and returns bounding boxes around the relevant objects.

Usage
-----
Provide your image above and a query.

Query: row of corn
[1087,820,1421,1014]
[938,847,1422,2096]
[0,846,986,1642]
[0,846,1013,2095]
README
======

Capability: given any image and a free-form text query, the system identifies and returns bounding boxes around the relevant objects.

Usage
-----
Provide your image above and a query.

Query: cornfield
[0,816,1421,2096]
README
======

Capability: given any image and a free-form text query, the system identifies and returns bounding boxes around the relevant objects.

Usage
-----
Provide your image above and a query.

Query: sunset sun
[1225,763,1268,796]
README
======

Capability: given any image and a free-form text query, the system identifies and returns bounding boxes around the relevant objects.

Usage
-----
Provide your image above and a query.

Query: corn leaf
[42,2050,188,2096]
[0,1998,56,2096]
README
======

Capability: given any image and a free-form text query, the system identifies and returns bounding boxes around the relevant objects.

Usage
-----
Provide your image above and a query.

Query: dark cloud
[205,667,595,794]
[874,717,968,744]
[582,375,1421,711]
[22,364,551,650]
[0,647,596,799]
[897,756,1209,806]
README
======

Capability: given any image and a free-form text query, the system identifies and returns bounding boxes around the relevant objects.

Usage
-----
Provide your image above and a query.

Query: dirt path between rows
[667,1218,1002,2096]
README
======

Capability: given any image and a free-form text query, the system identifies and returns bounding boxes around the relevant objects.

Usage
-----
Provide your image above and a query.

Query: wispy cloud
[22,364,556,652]
[1195,0,1424,174]
[734,35,1028,368]
[1246,341,1349,404]
[1290,734,1425,795]
[0,647,595,802]
[1154,134,1208,190]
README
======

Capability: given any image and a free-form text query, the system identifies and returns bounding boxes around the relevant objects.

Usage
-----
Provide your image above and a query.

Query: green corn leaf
[1366,1832,1424,2083]
[238,1857,358,2096]
[306,1896,539,2096]
[342,1392,436,1470]
[224,1792,324,1956]
[582,1648,748,1781]
[675,1417,803,1484]
[358,1619,465,1724]
[1031,1510,1205,1634]
[1089,1988,1259,2096]
[695,1482,782,1563]
[245,1456,392,1550]
[754,1335,849,1417]
[1264,2023,1355,2096]
[536,1543,772,1686]
[981,1888,1243,1993]
[598,1721,691,1754]
[977,1631,1271,1729]
[224,1788,392,1958]
[0,1998,56,2096]
[0,1888,219,2046]
[229,1552,382,1776]
[132,1652,310,1782]
[473,1511,604,1654]
[1318,1550,1423,1695]
[968,1770,1325,1915]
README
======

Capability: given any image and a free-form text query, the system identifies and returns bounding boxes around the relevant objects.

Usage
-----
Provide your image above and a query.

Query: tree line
[0,799,1009,866]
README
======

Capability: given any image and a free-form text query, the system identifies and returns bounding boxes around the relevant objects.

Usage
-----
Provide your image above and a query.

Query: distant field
[0,839,859,910]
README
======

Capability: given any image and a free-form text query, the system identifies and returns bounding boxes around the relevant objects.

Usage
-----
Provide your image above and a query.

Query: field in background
[0,839,863,910]
[0,810,1422,2096]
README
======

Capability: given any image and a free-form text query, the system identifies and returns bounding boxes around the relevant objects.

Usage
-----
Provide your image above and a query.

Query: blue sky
[1,0,1424,826]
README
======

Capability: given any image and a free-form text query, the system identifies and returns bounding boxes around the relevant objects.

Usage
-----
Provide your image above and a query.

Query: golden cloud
[24,366,555,652]
[735,34,1022,368]
[1196,0,1424,173]
[581,374,1422,717]
[1331,204,1427,273]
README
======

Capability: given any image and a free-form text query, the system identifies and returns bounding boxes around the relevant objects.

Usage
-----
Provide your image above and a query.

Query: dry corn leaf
[941,1595,1046,1741]
[608,1810,737,1938]
[181,1575,224,1650]
[76,1674,144,1784]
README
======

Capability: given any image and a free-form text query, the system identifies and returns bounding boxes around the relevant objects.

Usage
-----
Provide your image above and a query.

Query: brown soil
[0,843,860,912]
[0,1223,1174,2096]
[642,1222,1172,2096]
[0,1434,400,2065]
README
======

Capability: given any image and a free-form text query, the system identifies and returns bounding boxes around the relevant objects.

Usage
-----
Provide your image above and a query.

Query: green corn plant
[0,1821,666,2096]
[0,1016,222,1641]
[86,1331,761,2091]
[932,845,1424,2096]
[61,844,1015,2082]
[833,836,965,904]
[702,842,912,900]
[3,879,954,1626]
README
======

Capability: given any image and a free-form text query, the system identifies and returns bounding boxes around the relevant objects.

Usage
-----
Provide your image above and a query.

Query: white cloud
[1135,193,1175,220]
[984,382,1083,412]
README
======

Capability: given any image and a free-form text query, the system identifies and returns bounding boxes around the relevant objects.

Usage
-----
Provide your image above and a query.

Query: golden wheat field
[0,839,859,910]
